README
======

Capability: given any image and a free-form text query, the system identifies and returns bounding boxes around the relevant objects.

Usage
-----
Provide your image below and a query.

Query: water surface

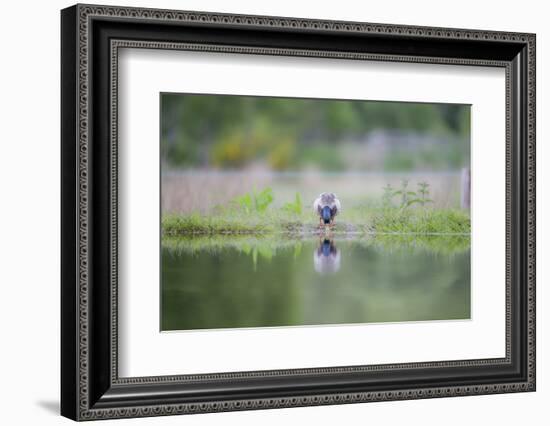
[161,236,470,331]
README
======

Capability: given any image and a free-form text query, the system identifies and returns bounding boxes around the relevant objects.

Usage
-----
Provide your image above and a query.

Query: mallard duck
[313,192,341,228]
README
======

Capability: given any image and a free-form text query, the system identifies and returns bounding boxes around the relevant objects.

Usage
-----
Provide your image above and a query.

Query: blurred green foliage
[282,192,303,215]
[235,187,274,214]
[161,94,470,171]
[383,179,434,210]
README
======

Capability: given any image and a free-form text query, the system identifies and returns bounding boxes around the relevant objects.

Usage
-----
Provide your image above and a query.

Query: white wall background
[0,0,546,424]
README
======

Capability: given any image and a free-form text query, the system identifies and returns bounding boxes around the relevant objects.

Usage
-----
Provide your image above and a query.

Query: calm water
[161,237,470,331]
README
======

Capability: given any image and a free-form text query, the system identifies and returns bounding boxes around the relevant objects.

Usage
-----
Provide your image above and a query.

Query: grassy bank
[162,211,307,235]
[162,207,470,236]
[367,208,470,234]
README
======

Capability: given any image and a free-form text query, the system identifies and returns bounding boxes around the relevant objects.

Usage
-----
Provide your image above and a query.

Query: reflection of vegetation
[162,233,470,257]
[162,233,469,329]
[162,236,471,330]
[367,234,470,255]
[163,234,294,256]
[162,241,301,330]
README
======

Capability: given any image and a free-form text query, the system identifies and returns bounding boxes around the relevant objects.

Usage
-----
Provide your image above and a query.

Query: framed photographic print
[61,3,536,421]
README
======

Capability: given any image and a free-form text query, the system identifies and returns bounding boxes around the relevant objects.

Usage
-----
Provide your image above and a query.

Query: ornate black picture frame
[61,3,536,421]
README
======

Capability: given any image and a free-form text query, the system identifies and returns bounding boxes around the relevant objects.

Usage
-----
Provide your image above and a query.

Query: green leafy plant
[235,193,253,214]
[401,181,434,209]
[416,181,434,207]
[393,179,417,209]
[382,179,433,210]
[282,192,303,215]
[253,187,274,213]
[234,187,274,214]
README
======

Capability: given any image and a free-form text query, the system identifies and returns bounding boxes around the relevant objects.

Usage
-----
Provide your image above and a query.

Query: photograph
[160,93,472,331]
[57,3,536,420]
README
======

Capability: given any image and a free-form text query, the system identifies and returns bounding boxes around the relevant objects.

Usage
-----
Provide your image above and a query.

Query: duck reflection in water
[313,238,341,274]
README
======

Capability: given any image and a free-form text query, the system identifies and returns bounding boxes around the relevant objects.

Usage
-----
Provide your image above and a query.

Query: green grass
[162,210,315,235]
[368,208,470,235]
[162,206,469,236]
[163,213,272,235]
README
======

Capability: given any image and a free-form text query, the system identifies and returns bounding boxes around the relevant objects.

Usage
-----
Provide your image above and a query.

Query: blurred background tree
[161,93,470,172]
